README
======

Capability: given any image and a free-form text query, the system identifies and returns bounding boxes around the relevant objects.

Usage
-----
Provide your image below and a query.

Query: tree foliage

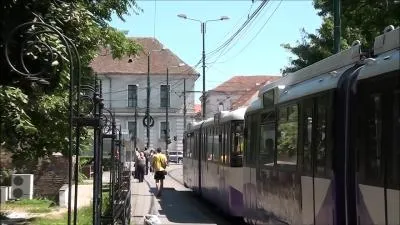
[0,0,141,163]
[281,0,400,74]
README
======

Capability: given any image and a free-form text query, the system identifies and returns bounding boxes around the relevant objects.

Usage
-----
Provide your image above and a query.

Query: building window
[128,121,136,141]
[160,85,170,107]
[128,85,137,107]
[160,121,169,140]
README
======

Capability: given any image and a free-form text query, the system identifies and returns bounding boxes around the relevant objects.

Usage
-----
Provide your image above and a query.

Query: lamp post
[177,14,229,120]
[165,63,185,152]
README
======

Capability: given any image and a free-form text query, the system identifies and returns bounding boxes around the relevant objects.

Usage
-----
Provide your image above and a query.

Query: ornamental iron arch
[2,20,131,225]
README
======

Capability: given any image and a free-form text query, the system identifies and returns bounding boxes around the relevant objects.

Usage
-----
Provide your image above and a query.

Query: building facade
[203,76,279,118]
[91,37,199,154]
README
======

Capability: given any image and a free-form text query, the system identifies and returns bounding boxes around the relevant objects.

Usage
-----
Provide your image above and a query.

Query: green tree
[281,0,400,74]
[0,0,141,163]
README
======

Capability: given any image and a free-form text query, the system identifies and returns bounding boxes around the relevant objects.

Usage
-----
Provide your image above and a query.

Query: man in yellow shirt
[151,147,168,197]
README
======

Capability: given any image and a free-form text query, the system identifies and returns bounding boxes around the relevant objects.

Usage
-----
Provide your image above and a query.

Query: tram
[183,25,399,225]
[183,107,246,217]
[243,25,399,225]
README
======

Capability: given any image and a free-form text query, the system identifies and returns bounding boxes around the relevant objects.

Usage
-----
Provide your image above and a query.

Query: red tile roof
[209,75,280,109]
[90,37,199,76]
[194,104,202,113]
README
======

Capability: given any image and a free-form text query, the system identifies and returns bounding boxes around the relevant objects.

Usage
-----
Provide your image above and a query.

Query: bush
[0,168,12,186]
[77,172,88,184]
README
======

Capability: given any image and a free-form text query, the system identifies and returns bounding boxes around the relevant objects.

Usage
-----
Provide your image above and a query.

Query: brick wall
[34,155,74,199]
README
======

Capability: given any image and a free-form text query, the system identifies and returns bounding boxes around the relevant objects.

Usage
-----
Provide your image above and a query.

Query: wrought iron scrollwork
[4,21,81,225]
[4,22,80,85]
[4,20,131,225]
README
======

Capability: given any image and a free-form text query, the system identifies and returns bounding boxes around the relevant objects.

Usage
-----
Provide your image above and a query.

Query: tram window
[315,96,328,176]
[248,115,259,165]
[213,127,220,162]
[232,122,244,155]
[259,123,275,167]
[277,105,298,169]
[207,128,212,161]
[388,91,400,189]
[225,124,230,165]
[195,132,199,159]
[231,122,244,167]
[359,94,384,186]
[221,124,228,164]
[245,117,250,163]
[187,133,192,158]
[302,103,313,175]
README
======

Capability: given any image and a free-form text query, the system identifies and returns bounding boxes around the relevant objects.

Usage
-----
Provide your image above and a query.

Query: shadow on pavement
[151,187,229,224]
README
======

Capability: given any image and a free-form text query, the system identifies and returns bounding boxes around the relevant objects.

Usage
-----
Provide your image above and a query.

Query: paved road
[131,164,234,225]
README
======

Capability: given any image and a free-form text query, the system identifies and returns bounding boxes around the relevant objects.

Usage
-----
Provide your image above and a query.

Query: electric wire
[205,0,269,59]
[208,0,283,66]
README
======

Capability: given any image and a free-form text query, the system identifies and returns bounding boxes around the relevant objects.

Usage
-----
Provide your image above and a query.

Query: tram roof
[219,107,247,123]
[246,98,262,114]
[358,26,399,81]
[247,26,399,111]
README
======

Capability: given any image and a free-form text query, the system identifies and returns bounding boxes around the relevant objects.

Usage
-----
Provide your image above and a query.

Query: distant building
[202,75,279,119]
[90,37,199,157]
[193,104,202,122]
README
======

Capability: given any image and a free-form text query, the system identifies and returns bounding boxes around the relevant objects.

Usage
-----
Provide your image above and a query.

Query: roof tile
[209,75,280,109]
[90,37,199,76]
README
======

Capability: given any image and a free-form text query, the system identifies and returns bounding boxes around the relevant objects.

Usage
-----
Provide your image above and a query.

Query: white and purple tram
[243,25,399,225]
[183,108,247,217]
[183,25,399,225]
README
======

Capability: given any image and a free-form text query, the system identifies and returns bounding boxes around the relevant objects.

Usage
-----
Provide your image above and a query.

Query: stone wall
[34,155,74,200]
[0,149,13,169]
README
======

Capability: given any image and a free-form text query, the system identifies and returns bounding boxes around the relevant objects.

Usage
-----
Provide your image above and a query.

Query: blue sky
[110,0,322,103]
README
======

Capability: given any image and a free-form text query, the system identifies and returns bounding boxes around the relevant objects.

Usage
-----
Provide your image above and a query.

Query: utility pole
[134,106,137,150]
[166,67,169,152]
[146,53,150,149]
[333,0,341,53]
[201,22,206,120]
[183,78,187,131]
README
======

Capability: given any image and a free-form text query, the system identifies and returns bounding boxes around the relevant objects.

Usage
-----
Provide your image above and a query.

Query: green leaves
[281,0,400,74]
[1,0,141,163]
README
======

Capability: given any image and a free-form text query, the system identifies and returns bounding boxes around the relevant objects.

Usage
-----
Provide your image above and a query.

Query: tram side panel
[207,126,222,206]
[243,113,260,224]
[183,132,196,190]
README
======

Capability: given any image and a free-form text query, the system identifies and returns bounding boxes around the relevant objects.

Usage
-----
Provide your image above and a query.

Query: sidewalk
[131,167,230,225]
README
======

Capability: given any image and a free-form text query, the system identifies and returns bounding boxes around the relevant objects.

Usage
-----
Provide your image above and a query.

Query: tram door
[301,96,333,225]
[355,73,400,225]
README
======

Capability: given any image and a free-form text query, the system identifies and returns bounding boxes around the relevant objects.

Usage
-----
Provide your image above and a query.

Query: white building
[91,37,199,155]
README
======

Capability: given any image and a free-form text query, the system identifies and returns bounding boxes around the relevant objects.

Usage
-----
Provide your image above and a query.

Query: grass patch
[1,199,54,213]
[31,205,92,225]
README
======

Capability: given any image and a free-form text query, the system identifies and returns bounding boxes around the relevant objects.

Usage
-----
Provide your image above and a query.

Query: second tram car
[183,107,247,217]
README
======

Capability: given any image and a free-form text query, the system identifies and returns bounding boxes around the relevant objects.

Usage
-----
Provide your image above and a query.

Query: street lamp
[165,63,185,152]
[177,14,229,120]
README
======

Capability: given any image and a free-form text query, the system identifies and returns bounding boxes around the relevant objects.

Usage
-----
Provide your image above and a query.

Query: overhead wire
[209,0,283,66]
[205,0,269,59]
[206,0,272,66]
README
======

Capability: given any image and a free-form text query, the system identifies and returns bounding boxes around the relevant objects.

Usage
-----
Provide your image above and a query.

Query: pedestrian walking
[144,147,149,175]
[149,149,155,173]
[151,147,168,198]
[135,152,146,182]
